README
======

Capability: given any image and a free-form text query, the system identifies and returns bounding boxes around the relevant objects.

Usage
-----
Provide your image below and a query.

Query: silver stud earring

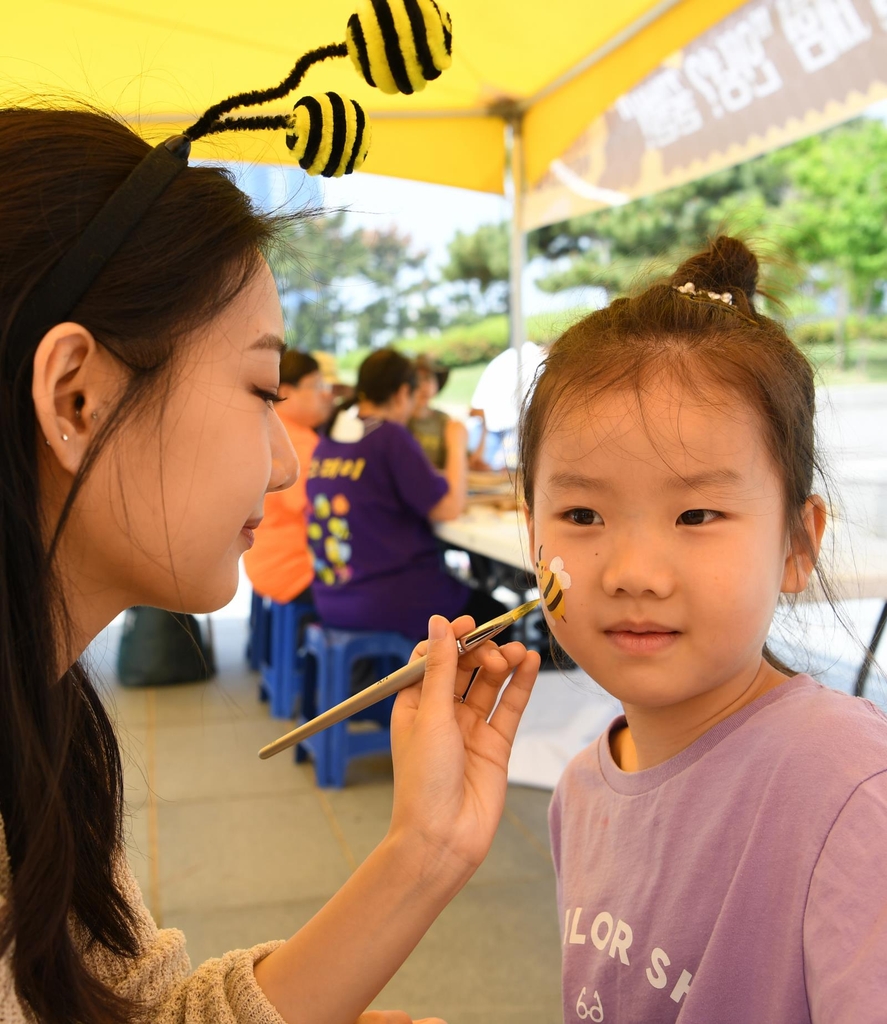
[61,434,68,442]
[45,439,51,447]
[91,411,99,421]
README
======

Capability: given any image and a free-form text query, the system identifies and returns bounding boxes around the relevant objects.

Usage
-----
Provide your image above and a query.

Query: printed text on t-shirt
[565,905,693,1016]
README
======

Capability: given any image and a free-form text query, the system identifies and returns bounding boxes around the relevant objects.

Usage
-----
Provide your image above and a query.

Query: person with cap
[243,349,332,609]
[0,4,541,1021]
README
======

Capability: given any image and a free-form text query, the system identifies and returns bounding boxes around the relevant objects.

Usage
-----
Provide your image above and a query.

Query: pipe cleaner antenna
[186,0,453,177]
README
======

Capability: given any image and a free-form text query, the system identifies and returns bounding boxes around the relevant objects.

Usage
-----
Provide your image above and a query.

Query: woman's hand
[387,614,540,887]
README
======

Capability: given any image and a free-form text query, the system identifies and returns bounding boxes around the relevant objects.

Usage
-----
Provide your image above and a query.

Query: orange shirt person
[244,350,333,603]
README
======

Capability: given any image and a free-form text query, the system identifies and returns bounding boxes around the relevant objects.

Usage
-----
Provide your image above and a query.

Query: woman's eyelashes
[252,386,285,407]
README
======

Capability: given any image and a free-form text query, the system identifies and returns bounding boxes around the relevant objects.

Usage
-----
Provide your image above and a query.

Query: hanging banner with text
[524,0,887,230]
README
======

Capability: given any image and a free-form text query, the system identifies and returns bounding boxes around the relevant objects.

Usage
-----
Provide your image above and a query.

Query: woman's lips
[240,518,262,549]
[604,630,679,654]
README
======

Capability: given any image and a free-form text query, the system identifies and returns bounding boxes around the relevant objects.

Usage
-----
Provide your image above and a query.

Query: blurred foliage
[338,308,584,372]
[270,213,427,352]
[275,116,887,375]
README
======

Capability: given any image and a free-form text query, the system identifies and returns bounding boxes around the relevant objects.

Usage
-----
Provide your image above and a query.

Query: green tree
[441,221,512,317]
[270,214,431,351]
[769,119,887,368]
[530,157,789,297]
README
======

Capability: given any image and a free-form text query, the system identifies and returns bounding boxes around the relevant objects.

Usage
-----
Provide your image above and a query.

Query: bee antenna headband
[9,0,453,355]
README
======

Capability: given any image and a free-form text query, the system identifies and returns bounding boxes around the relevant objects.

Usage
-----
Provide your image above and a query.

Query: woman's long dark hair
[0,107,286,1023]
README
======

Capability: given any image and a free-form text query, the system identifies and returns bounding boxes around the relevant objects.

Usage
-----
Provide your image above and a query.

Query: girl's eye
[566,508,602,526]
[678,508,720,526]
[253,387,285,407]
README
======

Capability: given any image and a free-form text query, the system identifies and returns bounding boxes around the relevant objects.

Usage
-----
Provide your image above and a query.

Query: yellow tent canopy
[5,0,746,194]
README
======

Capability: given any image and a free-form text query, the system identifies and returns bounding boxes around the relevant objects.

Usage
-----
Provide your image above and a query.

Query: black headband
[9,0,453,354]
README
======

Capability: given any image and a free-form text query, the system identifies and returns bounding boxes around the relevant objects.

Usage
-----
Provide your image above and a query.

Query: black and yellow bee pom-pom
[286,93,372,177]
[346,0,453,95]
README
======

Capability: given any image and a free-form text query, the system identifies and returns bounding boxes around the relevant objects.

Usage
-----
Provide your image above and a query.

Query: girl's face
[64,260,298,632]
[527,380,819,714]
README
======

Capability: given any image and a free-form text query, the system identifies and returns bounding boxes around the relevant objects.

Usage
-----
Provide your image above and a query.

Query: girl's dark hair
[519,235,833,675]
[0,107,286,1023]
[328,347,417,430]
[280,349,320,386]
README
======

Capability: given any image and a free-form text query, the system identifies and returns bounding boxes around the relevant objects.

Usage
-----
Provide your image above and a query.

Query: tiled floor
[90,617,564,1023]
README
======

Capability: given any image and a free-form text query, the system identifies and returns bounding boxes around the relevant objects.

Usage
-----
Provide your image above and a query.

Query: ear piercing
[44,406,98,444]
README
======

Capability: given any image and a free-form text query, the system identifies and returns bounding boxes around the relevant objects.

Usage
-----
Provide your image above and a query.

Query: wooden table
[436,508,887,697]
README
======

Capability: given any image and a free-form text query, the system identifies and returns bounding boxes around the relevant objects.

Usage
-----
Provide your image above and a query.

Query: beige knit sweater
[0,817,288,1023]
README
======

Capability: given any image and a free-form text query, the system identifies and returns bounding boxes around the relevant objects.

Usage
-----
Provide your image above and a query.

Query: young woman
[0,107,539,1024]
[519,236,887,1022]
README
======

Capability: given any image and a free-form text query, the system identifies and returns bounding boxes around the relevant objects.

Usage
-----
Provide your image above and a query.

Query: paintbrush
[258,599,539,760]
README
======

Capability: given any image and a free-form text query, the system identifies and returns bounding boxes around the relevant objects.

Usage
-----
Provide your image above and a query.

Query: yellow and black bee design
[536,546,571,622]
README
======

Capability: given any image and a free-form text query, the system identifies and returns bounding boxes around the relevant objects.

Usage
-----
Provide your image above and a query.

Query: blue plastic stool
[247,590,271,671]
[260,600,316,719]
[301,624,415,788]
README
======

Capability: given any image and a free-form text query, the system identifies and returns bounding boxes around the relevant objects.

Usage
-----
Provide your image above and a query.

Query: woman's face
[70,260,298,624]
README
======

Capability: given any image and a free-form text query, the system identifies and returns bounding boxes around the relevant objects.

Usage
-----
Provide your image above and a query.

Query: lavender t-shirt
[550,675,887,1023]
[306,419,469,640]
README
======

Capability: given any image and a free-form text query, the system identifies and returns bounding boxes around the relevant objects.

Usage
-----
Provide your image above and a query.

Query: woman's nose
[267,414,299,493]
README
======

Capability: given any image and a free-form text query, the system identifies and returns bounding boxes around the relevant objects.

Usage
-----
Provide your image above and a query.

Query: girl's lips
[604,630,679,654]
[240,526,256,549]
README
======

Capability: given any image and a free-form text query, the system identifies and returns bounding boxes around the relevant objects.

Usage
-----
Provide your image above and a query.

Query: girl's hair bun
[672,236,759,305]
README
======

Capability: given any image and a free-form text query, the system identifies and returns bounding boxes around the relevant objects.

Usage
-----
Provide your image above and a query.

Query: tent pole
[507,115,526,358]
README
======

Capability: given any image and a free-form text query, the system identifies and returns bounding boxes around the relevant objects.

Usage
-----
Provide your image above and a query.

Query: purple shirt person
[306,349,499,642]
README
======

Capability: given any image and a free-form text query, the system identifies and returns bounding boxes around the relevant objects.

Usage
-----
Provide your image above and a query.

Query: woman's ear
[32,322,122,475]
[781,495,828,594]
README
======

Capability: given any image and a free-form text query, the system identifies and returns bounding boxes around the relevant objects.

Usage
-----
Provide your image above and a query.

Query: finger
[409,615,475,664]
[487,648,541,745]
[418,614,460,716]
[462,641,530,715]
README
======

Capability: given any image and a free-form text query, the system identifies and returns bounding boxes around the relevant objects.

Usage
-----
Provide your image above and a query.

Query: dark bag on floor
[116,606,215,687]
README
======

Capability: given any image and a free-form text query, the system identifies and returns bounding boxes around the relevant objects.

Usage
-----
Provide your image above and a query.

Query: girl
[0,108,540,1024]
[307,349,509,642]
[520,237,887,1022]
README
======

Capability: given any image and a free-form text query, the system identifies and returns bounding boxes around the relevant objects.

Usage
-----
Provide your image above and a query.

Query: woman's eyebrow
[249,333,286,355]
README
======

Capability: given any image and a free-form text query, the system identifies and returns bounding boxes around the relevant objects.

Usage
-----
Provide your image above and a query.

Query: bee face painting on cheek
[0,5,543,1024]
